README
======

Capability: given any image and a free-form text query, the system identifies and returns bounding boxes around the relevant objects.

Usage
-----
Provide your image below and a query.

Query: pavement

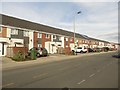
[2,51,118,88]
[1,51,117,70]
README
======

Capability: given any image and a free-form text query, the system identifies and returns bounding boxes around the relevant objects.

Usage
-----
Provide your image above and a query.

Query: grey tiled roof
[88,37,109,43]
[0,14,109,43]
[1,14,85,39]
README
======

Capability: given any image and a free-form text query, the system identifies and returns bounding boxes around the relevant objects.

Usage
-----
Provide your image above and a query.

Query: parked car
[88,48,94,52]
[112,53,120,58]
[28,47,48,57]
[76,47,87,53]
[93,47,102,52]
[102,47,109,52]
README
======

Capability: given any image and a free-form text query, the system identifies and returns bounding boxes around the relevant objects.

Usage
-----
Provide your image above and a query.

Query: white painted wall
[98,42,104,48]
[70,43,74,50]
[45,42,51,53]
[29,31,34,50]
[6,28,11,38]
[9,39,24,47]
[61,37,64,48]
[45,41,62,54]
[51,35,53,41]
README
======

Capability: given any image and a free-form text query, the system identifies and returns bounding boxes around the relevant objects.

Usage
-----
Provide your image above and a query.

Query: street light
[74,11,81,53]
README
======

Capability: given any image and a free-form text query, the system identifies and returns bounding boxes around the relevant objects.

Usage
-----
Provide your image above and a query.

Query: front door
[0,43,2,56]
[0,43,4,56]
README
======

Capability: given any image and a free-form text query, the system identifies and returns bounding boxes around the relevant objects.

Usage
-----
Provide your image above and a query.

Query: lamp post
[74,11,81,54]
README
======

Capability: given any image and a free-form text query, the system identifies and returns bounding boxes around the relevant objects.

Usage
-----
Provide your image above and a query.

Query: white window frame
[53,35,56,39]
[38,33,42,38]
[11,28,18,35]
[45,34,50,38]
[85,40,87,43]
[66,38,68,41]
[24,31,29,37]
[58,36,61,41]
[38,44,42,48]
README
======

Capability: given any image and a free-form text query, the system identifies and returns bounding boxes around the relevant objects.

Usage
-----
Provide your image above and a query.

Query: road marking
[33,73,48,79]
[77,80,86,85]
[2,83,14,87]
[89,73,95,78]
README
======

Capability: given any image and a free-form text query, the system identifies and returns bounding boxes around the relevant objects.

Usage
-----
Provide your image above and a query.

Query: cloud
[96,32,118,43]
[1,2,118,43]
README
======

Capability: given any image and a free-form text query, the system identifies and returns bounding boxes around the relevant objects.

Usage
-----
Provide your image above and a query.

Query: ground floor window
[38,44,42,48]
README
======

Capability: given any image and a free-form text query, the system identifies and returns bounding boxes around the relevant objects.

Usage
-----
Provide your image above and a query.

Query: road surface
[2,52,118,88]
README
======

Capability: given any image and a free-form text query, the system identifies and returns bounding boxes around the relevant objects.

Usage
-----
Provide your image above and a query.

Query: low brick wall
[64,47,71,55]
[7,47,28,57]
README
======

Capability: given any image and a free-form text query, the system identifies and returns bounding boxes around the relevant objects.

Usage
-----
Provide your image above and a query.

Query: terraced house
[0,14,117,56]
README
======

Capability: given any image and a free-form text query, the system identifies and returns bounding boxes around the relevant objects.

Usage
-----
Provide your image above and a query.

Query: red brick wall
[42,33,51,47]
[0,27,7,37]
[33,32,38,48]
[7,47,28,57]
[70,37,74,43]
[12,47,28,54]
[64,47,71,54]
[64,37,71,53]
[64,37,70,48]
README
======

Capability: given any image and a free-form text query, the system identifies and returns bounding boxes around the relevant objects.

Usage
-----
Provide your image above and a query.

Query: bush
[12,51,25,61]
[64,50,76,55]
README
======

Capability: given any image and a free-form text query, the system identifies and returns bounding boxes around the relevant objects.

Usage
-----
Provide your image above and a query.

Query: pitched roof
[1,14,84,39]
[0,14,110,43]
[88,37,109,43]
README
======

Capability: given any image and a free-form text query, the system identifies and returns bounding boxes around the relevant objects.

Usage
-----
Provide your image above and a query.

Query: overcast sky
[1,0,119,43]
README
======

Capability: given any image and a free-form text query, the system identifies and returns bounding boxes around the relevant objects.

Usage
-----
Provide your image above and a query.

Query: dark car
[88,48,94,52]
[102,47,109,52]
[112,52,120,58]
[28,47,48,57]
[93,47,102,52]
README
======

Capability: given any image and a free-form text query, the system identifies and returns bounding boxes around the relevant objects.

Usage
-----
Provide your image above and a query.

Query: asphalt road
[2,52,118,88]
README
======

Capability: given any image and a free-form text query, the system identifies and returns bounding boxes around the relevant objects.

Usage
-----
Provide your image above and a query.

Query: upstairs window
[82,40,85,43]
[65,38,68,46]
[58,36,61,41]
[38,33,42,38]
[53,35,56,39]
[66,38,68,41]
[24,31,29,37]
[70,38,73,42]
[11,28,18,35]
[45,34,50,38]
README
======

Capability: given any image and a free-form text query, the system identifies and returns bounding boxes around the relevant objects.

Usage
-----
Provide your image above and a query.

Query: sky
[0,0,119,43]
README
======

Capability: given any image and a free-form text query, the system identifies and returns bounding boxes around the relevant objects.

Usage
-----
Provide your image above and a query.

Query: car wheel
[80,51,83,53]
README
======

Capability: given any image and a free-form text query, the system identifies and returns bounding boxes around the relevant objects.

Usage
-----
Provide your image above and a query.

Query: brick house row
[0,14,118,56]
